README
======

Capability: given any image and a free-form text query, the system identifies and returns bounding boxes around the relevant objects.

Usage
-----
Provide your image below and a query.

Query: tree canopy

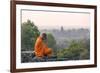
[21,20,40,51]
[47,33,57,56]
[57,39,90,60]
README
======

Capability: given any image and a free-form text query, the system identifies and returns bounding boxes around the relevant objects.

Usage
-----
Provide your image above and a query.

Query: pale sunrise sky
[22,10,90,30]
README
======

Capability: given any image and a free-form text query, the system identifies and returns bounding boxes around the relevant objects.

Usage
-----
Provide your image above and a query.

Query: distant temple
[61,26,64,31]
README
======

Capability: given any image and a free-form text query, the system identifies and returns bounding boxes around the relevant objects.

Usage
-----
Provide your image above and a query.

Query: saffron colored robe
[34,36,52,58]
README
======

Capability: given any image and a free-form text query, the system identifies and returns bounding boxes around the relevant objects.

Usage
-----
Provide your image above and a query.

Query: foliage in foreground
[57,39,90,60]
[21,20,40,51]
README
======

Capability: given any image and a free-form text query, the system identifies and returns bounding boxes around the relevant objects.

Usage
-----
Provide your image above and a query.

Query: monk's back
[34,36,44,57]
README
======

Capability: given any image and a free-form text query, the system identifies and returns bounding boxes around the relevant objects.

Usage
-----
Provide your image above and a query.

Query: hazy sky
[22,10,90,30]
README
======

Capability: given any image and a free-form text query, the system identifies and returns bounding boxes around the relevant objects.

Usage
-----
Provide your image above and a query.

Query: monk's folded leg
[44,48,52,57]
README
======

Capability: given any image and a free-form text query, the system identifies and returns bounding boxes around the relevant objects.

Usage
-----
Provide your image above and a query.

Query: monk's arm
[35,39,41,50]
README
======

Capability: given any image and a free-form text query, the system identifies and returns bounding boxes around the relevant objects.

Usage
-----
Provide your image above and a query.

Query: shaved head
[41,33,47,40]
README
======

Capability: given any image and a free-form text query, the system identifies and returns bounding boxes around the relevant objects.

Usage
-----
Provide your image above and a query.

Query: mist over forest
[40,27,90,49]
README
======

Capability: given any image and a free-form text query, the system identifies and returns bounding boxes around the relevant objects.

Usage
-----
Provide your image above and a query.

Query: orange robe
[34,36,52,58]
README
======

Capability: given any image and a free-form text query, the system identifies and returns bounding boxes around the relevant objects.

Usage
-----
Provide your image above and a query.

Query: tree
[57,39,90,60]
[47,33,57,56]
[21,20,40,51]
[79,39,90,59]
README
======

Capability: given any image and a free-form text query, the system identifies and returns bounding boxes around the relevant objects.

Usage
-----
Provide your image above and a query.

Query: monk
[33,33,52,62]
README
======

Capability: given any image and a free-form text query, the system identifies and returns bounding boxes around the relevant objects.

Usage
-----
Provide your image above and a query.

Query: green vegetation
[57,39,90,60]
[47,33,57,56]
[21,20,40,51]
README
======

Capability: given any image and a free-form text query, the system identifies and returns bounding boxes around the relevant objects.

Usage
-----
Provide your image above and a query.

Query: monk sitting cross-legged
[33,33,52,62]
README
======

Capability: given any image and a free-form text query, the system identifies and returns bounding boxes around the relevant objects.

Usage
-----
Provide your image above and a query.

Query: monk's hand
[33,51,35,53]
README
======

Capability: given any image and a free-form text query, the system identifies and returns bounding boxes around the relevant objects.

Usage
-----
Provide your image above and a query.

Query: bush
[57,40,90,60]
